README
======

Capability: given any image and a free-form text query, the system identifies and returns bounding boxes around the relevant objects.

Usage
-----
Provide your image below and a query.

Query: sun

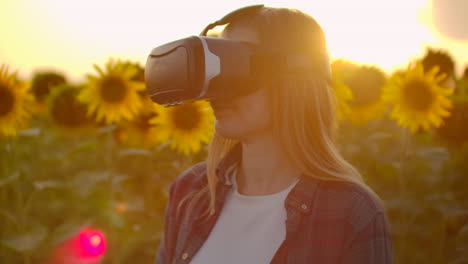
[383,62,453,133]
[0,65,33,137]
[150,101,214,155]
[78,58,145,124]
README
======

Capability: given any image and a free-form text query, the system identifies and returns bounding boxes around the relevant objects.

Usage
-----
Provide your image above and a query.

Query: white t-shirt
[190,167,300,264]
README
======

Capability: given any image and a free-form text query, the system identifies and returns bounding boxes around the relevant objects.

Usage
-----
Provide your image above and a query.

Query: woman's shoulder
[301,180,393,262]
[312,179,387,228]
[318,180,384,210]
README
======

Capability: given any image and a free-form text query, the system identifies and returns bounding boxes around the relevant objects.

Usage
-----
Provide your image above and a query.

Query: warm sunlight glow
[0,0,466,81]
[300,0,433,70]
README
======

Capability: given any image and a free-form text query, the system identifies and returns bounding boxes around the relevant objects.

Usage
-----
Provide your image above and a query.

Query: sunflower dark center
[100,77,127,103]
[0,84,15,116]
[172,104,201,131]
[402,79,435,111]
[32,74,66,102]
[51,89,88,127]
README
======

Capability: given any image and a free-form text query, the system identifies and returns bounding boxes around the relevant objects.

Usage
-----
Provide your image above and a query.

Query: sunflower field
[1,49,468,263]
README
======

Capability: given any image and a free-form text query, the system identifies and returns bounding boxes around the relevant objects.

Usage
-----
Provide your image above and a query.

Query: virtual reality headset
[145,5,331,106]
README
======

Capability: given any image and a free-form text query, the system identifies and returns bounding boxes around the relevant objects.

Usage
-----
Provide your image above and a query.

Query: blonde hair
[177,6,383,222]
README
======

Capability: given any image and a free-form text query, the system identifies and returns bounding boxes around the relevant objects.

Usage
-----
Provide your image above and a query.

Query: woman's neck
[237,135,300,196]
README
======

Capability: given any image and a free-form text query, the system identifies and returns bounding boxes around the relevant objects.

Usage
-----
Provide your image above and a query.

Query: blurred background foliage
[1,48,468,263]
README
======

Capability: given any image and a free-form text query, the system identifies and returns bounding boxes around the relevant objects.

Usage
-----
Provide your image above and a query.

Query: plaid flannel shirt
[155,144,394,264]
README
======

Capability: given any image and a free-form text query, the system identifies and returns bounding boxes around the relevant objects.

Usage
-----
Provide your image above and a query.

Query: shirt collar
[214,142,318,215]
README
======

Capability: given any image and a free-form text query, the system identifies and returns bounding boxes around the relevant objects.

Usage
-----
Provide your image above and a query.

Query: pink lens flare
[79,228,107,256]
[47,226,107,264]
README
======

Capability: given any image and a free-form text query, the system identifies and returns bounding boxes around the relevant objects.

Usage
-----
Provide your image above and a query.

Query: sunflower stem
[397,127,411,193]
[105,126,118,263]
[23,254,31,264]
[0,138,20,264]
[396,127,411,256]
[6,138,33,263]
[106,128,115,200]
[6,138,24,230]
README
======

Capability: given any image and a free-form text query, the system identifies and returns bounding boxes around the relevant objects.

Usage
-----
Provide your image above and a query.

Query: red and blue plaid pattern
[156,144,394,264]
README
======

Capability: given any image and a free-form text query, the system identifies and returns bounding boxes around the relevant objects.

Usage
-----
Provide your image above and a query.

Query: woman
[156,5,393,264]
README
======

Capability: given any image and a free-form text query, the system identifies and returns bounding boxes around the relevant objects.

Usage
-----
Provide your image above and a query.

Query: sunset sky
[1,0,467,82]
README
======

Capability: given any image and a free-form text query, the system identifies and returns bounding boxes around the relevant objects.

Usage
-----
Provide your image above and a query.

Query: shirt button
[182,252,189,260]
[301,204,308,210]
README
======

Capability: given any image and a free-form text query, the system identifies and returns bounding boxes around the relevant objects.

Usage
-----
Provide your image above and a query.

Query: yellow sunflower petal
[79,58,145,124]
[151,101,214,155]
[0,65,33,137]
[386,61,453,133]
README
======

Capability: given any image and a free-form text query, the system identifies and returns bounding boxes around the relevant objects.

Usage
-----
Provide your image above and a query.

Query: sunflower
[383,62,453,133]
[331,59,356,120]
[421,48,455,82]
[47,84,92,133]
[421,49,456,90]
[78,58,145,124]
[121,98,164,148]
[122,61,145,83]
[31,71,67,112]
[0,65,33,137]
[342,66,388,124]
[150,101,214,155]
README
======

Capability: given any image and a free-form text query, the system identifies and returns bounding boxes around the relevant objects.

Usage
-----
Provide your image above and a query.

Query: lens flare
[79,228,106,256]
[47,226,107,264]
